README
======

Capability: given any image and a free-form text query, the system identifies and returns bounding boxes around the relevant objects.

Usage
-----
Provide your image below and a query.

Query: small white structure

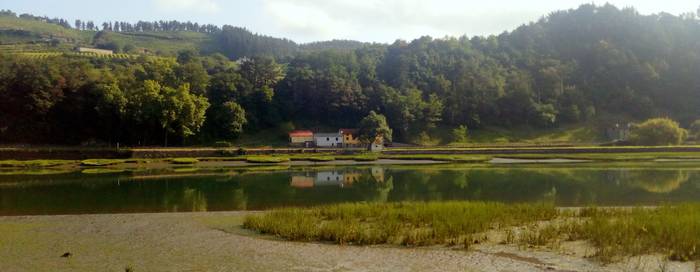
[77,47,113,55]
[369,135,384,152]
[314,132,343,148]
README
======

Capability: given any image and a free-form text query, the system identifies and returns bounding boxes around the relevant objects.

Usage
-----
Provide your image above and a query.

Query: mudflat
[0,212,693,272]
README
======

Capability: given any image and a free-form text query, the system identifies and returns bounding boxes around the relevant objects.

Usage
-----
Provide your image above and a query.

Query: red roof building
[289,130,314,146]
[289,130,314,137]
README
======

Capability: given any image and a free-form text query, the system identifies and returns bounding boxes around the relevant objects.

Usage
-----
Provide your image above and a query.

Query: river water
[1,163,700,215]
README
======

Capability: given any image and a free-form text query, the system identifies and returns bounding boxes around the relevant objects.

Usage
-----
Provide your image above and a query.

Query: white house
[314,132,343,148]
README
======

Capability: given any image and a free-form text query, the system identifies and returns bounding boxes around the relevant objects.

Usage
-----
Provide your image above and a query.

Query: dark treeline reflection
[1,166,700,215]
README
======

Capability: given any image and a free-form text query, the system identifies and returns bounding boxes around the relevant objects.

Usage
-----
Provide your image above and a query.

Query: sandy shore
[0,212,694,272]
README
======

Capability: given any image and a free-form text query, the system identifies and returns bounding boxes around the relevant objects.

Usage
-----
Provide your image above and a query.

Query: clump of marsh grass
[243,201,557,247]
[574,205,700,262]
[518,204,700,263]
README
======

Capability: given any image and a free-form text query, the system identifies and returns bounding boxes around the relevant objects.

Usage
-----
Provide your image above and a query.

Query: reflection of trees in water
[386,168,576,204]
[345,171,393,202]
[182,188,208,211]
[387,170,470,201]
[230,188,247,210]
[382,167,693,205]
[163,187,208,212]
[5,167,700,215]
[615,169,689,193]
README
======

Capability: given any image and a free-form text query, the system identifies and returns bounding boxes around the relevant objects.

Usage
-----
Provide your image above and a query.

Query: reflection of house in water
[290,175,314,188]
[290,168,386,188]
[343,173,361,187]
[315,171,345,187]
[371,167,385,182]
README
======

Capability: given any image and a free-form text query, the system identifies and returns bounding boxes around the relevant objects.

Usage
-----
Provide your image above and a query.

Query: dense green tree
[629,118,688,146]
[155,82,210,146]
[237,56,284,127]
[358,111,393,146]
[451,125,469,143]
[216,101,247,138]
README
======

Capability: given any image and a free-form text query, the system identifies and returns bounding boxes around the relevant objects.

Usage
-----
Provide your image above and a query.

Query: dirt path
[0,212,693,272]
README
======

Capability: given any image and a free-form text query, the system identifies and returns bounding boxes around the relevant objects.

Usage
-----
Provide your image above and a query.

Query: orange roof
[289,130,313,137]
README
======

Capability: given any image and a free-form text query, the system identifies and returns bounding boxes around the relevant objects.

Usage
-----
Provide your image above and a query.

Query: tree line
[0,9,220,34]
[2,4,700,145]
[74,20,221,34]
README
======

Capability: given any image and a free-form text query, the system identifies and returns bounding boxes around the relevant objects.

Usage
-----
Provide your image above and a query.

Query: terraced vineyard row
[6,51,157,60]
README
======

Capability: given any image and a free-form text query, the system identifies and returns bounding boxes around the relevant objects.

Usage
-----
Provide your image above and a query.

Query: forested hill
[1,4,700,145]
[0,9,370,58]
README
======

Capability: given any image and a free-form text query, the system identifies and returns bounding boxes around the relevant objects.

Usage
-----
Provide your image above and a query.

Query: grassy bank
[243,202,700,263]
[243,202,557,247]
[523,205,700,262]
[2,148,700,170]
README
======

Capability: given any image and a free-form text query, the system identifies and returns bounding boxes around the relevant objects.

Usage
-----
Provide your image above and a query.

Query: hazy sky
[2,0,698,43]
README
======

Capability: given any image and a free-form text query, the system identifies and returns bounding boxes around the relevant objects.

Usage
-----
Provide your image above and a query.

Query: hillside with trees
[1,4,700,145]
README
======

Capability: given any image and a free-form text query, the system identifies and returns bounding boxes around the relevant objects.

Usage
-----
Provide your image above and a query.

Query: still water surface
[2,163,700,215]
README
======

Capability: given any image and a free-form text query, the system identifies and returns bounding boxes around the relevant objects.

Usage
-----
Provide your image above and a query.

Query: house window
[336,138,339,141]
[326,137,329,141]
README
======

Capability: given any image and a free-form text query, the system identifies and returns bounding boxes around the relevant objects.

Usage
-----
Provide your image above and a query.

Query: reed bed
[243,201,557,247]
